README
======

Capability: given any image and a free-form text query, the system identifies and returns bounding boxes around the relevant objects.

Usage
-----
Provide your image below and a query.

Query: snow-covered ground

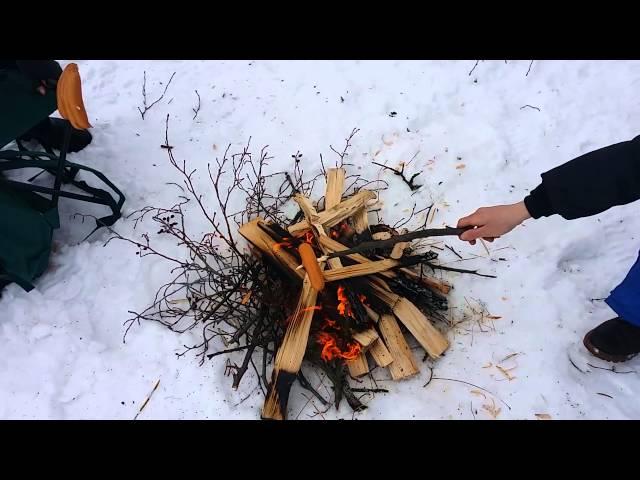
[2,60,639,420]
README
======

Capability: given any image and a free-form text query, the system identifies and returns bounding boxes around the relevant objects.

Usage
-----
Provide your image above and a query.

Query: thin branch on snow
[526,60,534,77]
[137,71,177,120]
[329,128,359,168]
[192,90,201,120]
[587,363,636,374]
[468,60,480,76]
[133,379,161,420]
[372,161,422,191]
[424,370,512,410]
[445,244,464,260]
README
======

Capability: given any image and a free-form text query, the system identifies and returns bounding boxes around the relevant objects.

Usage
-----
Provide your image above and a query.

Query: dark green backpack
[0,68,125,292]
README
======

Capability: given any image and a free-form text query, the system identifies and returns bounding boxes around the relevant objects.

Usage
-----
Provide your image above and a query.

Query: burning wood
[240,176,454,416]
[262,274,319,420]
[238,219,304,282]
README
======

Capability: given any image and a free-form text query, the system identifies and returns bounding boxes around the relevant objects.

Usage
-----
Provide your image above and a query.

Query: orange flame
[330,230,339,239]
[341,342,361,360]
[337,285,353,318]
[317,332,361,362]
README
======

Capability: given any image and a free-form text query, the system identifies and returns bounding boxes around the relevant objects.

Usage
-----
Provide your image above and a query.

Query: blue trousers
[606,252,640,326]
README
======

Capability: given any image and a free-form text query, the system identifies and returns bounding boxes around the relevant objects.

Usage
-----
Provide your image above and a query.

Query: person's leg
[583,251,640,362]
[606,252,640,326]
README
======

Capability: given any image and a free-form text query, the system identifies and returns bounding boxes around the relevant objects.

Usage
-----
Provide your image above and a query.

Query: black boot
[583,317,640,363]
[19,117,92,153]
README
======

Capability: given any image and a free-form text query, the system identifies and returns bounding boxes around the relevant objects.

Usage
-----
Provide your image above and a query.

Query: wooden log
[378,314,419,380]
[293,194,324,234]
[370,282,449,359]
[369,338,394,368]
[390,229,410,259]
[363,304,380,323]
[372,232,392,241]
[238,218,304,281]
[394,297,449,358]
[325,168,345,209]
[369,280,400,305]
[288,190,376,235]
[323,259,400,282]
[368,275,393,292]
[262,274,318,420]
[321,171,347,271]
[347,352,370,378]
[390,241,410,259]
[353,206,371,235]
[318,237,401,288]
[352,328,379,350]
[362,305,394,368]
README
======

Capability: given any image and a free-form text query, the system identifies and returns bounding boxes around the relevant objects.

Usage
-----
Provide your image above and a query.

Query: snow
[1,59,640,419]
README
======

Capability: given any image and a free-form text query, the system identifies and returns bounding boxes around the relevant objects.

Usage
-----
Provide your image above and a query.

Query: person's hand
[457,201,531,245]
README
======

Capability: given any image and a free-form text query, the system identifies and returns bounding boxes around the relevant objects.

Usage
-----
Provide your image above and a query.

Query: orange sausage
[298,242,325,292]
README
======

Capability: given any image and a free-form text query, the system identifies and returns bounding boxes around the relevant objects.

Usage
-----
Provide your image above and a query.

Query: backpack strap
[0,151,125,234]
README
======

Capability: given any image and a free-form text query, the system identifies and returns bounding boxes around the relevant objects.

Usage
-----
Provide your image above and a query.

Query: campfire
[117,124,494,420]
[238,168,473,420]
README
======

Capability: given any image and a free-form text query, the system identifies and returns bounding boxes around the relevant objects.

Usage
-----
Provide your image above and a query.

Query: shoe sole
[583,330,638,363]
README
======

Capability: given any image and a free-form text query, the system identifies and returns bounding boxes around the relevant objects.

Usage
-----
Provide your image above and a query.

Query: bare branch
[138,71,177,120]
[192,90,201,120]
